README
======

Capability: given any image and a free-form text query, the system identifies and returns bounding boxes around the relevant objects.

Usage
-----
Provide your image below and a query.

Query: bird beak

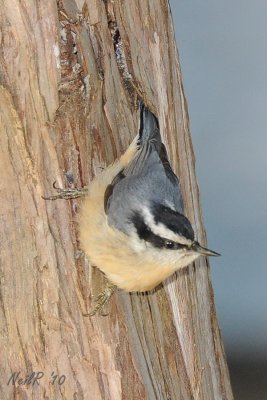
[191,241,220,257]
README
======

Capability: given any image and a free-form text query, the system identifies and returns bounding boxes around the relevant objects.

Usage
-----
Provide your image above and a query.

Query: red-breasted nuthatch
[44,103,219,315]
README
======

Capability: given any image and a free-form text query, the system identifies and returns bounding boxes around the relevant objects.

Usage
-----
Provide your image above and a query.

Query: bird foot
[83,282,117,317]
[42,181,88,200]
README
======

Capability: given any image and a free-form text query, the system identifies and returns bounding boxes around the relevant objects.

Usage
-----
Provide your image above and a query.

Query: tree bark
[0,0,233,399]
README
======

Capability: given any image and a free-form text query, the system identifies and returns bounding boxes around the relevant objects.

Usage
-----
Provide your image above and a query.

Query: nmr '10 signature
[7,371,66,386]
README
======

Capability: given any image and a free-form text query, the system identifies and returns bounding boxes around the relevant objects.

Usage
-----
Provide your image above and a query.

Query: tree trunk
[0,0,233,399]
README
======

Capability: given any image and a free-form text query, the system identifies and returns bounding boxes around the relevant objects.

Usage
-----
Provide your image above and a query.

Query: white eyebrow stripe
[164,200,176,211]
[142,207,192,245]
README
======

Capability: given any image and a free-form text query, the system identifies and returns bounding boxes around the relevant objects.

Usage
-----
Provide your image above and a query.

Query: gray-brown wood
[0,0,233,399]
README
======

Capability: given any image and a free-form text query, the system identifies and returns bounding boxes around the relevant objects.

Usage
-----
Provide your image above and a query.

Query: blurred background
[169,1,267,399]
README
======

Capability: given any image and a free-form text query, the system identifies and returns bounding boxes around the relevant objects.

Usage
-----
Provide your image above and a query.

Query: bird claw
[83,283,116,317]
[42,181,88,200]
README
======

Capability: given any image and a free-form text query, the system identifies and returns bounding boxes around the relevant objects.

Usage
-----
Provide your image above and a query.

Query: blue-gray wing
[104,104,184,234]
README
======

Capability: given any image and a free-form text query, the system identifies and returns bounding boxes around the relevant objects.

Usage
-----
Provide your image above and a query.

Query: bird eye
[165,240,175,249]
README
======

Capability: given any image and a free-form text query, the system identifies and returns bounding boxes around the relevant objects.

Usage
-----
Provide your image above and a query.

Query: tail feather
[138,102,161,148]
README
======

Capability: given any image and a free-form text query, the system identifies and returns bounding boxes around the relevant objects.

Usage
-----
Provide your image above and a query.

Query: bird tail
[138,101,161,149]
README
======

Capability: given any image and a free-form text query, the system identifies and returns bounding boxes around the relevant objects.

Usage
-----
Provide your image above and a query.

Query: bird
[44,102,219,315]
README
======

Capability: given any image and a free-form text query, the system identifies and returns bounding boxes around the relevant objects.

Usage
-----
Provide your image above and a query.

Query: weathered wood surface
[0,0,233,399]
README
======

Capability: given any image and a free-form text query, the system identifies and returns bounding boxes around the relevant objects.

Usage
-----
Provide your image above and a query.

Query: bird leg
[83,281,117,317]
[42,181,88,200]
[43,182,117,317]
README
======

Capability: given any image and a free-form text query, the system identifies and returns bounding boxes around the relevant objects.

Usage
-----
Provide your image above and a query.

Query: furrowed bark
[0,0,233,399]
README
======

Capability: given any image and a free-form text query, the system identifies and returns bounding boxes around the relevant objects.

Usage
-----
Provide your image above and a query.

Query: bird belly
[79,169,199,293]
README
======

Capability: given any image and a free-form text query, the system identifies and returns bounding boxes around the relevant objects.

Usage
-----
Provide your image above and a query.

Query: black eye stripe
[163,239,186,250]
[131,213,188,250]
